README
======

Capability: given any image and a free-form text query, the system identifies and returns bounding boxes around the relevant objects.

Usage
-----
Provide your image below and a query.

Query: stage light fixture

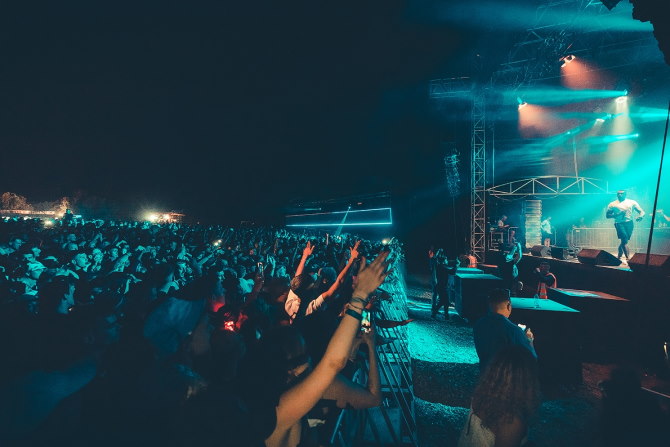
[560,54,575,68]
[615,96,627,104]
[518,102,528,110]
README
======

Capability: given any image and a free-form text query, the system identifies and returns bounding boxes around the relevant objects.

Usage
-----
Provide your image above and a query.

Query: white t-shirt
[607,198,644,224]
[284,289,326,323]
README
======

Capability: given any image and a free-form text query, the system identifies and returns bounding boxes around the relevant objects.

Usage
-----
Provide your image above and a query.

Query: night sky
[2,1,668,262]
[1,1,503,222]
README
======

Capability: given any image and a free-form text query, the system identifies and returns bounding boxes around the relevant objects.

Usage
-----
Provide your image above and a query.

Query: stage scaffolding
[488,175,610,249]
[429,79,488,262]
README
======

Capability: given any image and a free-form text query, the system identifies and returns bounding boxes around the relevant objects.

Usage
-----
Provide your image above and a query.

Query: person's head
[30,245,42,259]
[501,215,507,221]
[617,190,626,201]
[39,276,77,315]
[108,247,119,259]
[27,261,46,280]
[72,252,90,269]
[488,288,512,318]
[8,236,23,251]
[539,261,550,274]
[317,267,337,287]
[471,346,540,434]
[66,233,77,242]
[91,248,103,264]
[290,273,318,300]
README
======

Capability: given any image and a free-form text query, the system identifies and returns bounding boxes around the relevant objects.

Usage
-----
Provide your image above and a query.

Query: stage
[483,249,670,366]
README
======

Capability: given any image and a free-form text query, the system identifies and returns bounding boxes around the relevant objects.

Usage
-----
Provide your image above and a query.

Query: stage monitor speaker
[627,253,670,275]
[530,245,550,257]
[551,246,571,260]
[577,248,621,266]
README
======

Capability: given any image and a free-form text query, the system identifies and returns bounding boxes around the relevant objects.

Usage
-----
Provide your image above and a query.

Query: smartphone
[257,262,264,271]
[517,323,528,332]
[361,310,371,333]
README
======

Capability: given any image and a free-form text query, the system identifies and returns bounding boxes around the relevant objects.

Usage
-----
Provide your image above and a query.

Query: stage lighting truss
[492,0,655,89]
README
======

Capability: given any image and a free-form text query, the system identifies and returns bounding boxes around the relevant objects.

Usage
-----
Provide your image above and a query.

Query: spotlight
[518,102,528,110]
[616,96,627,104]
[147,213,159,222]
[595,118,605,123]
[560,54,575,68]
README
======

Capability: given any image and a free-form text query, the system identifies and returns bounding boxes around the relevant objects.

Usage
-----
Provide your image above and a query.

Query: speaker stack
[627,253,670,275]
[576,248,621,266]
[523,200,542,247]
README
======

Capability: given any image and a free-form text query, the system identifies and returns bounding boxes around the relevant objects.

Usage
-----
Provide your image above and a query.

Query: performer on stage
[606,190,645,262]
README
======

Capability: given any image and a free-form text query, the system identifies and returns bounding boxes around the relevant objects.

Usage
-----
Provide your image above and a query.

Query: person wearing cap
[606,190,645,262]
[474,288,537,372]
[17,261,47,295]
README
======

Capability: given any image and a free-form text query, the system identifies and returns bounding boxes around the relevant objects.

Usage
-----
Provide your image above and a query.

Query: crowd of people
[2,215,669,446]
[0,216,398,446]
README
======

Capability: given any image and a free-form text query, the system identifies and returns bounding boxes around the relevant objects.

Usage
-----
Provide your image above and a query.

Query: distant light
[595,118,605,123]
[147,213,159,222]
[616,96,627,104]
[162,213,170,220]
[44,220,53,227]
[382,239,390,245]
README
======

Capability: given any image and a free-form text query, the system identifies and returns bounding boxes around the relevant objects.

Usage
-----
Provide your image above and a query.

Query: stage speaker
[550,246,571,260]
[627,253,670,275]
[530,245,550,257]
[577,248,621,266]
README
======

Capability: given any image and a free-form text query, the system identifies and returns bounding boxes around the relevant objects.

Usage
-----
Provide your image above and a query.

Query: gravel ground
[404,275,668,446]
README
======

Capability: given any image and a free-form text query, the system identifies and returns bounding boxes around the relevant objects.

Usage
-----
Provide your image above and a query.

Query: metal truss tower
[470,90,487,262]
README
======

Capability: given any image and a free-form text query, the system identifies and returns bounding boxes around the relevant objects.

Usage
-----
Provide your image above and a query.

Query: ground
[404,275,669,446]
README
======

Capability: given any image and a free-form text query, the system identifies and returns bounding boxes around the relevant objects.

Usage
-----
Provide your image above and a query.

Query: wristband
[351,296,369,305]
[346,303,364,311]
[344,309,363,321]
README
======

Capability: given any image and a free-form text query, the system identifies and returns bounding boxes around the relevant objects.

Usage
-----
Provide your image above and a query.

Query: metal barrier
[569,227,670,254]
[329,267,419,446]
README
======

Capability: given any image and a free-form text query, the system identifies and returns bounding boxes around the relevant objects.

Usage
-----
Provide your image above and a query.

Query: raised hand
[303,241,315,257]
[350,240,361,260]
[353,251,391,297]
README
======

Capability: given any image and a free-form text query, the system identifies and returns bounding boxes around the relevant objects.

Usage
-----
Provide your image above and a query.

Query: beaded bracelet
[344,309,363,321]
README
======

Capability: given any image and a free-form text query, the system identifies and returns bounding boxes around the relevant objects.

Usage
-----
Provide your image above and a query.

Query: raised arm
[322,326,382,409]
[321,240,361,301]
[294,241,315,277]
[271,251,390,434]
